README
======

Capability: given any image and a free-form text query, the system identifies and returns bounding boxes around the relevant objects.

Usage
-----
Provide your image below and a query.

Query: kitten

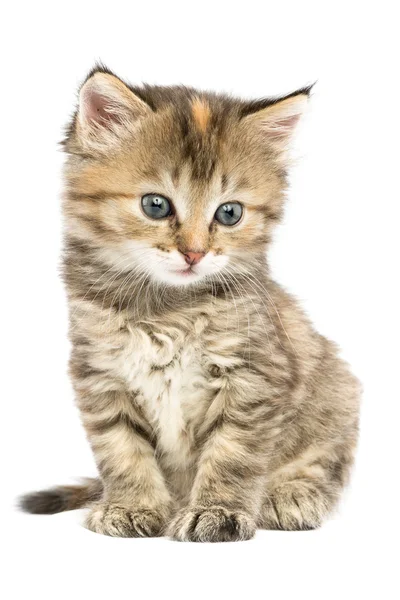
[20,65,360,541]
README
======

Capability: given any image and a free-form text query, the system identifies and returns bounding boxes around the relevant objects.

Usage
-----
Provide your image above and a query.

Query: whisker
[237,267,296,355]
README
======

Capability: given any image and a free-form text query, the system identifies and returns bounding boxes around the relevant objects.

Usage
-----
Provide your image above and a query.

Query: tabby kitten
[20,66,360,542]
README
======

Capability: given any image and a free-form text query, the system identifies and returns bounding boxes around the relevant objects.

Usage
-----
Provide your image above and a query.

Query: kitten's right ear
[73,68,151,150]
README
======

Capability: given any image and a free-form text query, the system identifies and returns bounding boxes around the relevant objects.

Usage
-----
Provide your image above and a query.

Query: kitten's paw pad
[168,506,256,542]
[85,503,165,537]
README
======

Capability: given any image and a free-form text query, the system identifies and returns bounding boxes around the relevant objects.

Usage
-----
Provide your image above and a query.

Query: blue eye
[141,194,172,219]
[214,202,243,226]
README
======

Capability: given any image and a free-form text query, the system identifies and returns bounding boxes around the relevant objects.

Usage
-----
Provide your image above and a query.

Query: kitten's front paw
[168,506,256,542]
[85,503,165,537]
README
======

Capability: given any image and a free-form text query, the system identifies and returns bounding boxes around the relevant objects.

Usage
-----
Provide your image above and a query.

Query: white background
[2,1,399,598]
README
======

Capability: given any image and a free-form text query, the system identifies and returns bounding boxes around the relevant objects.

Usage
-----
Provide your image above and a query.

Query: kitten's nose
[183,251,205,266]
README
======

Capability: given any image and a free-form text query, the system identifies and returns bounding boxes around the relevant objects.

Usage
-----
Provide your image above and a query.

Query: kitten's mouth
[159,265,206,285]
[173,267,196,277]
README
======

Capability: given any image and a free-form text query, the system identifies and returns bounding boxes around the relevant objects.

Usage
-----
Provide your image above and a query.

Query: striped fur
[20,66,360,541]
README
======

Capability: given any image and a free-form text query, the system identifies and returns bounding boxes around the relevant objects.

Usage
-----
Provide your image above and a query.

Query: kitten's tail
[19,478,103,514]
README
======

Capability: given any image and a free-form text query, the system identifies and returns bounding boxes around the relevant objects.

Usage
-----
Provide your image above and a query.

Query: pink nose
[183,251,205,266]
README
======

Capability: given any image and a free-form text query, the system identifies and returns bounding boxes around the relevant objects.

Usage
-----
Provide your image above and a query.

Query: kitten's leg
[167,366,297,542]
[168,419,266,542]
[260,445,355,530]
[80,391,172,537]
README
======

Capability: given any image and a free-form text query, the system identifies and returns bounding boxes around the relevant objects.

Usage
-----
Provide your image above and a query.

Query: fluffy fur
[20,65,360,541]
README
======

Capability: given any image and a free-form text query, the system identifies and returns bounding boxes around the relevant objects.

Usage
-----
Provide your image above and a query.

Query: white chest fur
[110,320,213,467]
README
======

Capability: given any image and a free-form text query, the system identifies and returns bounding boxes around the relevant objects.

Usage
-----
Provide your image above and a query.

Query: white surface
[2,1,399,599]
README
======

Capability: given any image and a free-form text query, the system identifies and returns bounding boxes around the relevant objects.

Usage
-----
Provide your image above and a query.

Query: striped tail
[19,478,103,514]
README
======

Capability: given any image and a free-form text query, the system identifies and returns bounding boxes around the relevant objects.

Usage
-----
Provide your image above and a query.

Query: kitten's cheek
[205,254,229,275]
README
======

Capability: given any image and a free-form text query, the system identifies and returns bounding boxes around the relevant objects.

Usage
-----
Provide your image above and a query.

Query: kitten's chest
[114,321,214,466]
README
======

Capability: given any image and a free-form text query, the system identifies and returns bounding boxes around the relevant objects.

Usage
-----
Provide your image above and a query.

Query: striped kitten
[20,66,360,541]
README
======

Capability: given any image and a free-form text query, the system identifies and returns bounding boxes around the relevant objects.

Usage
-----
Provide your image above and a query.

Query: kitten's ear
[75,68,151,149]
[241,87,311,151]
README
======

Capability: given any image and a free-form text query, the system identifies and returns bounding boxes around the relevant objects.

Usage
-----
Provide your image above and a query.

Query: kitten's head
[64,65,310,287]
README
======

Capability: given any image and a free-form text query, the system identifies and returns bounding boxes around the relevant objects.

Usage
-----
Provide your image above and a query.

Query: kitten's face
[64,69,308,288]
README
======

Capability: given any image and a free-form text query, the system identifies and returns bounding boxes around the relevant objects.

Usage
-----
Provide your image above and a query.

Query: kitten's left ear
[241,86,312,150]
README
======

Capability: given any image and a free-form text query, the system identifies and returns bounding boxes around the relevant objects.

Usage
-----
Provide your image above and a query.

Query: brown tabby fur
[20,65,360,541]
